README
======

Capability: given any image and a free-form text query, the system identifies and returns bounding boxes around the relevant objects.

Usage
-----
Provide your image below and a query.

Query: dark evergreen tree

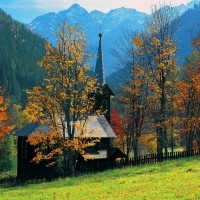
[0,8,47,105]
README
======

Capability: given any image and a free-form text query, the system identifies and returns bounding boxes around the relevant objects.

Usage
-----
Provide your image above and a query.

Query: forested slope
[0,9,46,105]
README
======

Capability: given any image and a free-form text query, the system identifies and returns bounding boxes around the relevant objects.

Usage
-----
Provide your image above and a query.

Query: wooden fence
[78,149,200,174]
[116,149,200,167]
[1,149,200,185]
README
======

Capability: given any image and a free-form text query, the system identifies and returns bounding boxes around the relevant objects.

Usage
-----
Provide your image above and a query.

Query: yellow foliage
[150,27,157,33]
[132,37,143,50]
[139,134,157,153]
[24,20,101,167]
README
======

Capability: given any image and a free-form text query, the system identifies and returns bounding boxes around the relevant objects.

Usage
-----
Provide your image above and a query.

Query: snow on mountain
[90,10,105,22]
[26,4,148,75]
[25,1,200,76]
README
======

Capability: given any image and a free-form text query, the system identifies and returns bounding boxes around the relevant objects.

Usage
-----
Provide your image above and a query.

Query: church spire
[95,33,106,85]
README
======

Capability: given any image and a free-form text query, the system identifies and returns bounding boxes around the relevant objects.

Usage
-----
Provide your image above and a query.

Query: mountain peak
[68,3,82,10]
[57,3,89,22]
[58,3,89,16]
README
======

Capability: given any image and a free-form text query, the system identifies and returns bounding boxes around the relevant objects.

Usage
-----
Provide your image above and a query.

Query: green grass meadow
[1,156,200,200]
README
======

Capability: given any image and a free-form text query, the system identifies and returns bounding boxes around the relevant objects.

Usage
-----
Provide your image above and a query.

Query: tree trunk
[66,150,76,175]
[186,130,194,152]
[133,137,138,159]
[157,79,166,158]
[63,148,67,172]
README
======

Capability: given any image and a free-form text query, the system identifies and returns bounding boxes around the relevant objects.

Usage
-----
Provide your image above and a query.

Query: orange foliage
[0,87,14,144]
[192,140,199,150]
[192,32,200,49]
[139,134,157,153]
[177,32,200,151]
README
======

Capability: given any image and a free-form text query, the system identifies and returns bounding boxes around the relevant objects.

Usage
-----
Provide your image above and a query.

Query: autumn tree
[164,69,180,153]
[133,4,180,156]
[120,52,149,158]
[0,87,14,144]
[0,87,14,172]
[111,29,150,158]
[178,32,200,151]
[24,21,100,173]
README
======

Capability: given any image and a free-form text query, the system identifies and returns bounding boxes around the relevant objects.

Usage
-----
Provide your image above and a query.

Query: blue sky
[0,0,192,23]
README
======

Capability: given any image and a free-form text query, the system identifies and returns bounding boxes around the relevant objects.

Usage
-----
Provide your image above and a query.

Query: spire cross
[99,26,102,38]
[99,27,102,38]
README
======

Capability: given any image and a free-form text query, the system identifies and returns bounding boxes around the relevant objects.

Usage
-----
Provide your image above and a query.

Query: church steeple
[94,32,114,124]
[95,33,106,85]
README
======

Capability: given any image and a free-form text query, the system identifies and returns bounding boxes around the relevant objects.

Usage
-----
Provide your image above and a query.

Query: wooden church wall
[17,137,55,178]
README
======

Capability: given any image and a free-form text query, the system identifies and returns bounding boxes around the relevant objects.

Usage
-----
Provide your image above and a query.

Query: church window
[102,99,107,110]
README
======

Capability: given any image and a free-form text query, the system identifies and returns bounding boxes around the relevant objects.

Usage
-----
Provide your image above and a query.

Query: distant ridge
[26,4,148,76]
[26,2,200,76]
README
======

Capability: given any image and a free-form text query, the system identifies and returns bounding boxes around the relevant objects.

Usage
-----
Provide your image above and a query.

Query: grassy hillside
[0,156,200,200]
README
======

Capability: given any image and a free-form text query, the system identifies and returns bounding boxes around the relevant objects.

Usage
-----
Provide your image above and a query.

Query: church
[15,33,125,178]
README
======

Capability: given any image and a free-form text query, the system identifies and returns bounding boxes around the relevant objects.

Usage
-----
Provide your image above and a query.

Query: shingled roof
[15,115,116,138]
[70,115,116,138]
[15,122,50,137]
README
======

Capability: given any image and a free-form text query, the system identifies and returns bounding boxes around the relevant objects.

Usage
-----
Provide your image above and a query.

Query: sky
[0,0,193,24]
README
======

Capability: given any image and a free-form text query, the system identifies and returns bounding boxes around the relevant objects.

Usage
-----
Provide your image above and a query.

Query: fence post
[152,153,154,164]
[158,153,163,162]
